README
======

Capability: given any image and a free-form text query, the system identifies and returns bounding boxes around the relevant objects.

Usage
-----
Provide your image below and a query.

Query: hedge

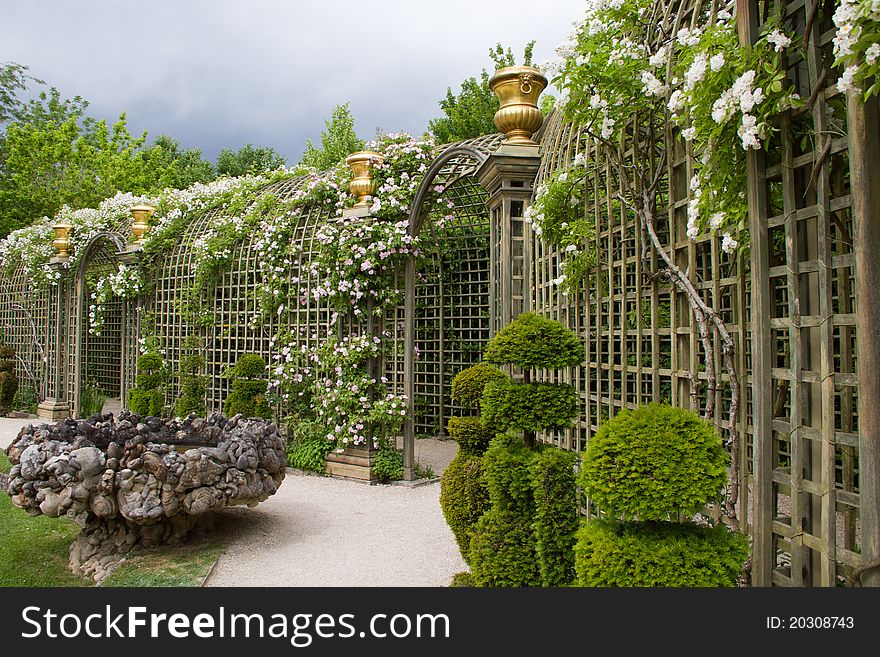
[439,453,490,561]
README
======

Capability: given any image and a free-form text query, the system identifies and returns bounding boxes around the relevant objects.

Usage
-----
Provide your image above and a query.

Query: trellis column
[847,92,880,587]
[475,144,542,335]
[36,256,72,420]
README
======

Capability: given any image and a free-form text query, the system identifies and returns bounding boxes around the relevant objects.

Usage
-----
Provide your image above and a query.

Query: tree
[135,135,215,191]
[0,62,42,125]
[297,103,363,171]
[428,41,536,144]
[216,143,285,177]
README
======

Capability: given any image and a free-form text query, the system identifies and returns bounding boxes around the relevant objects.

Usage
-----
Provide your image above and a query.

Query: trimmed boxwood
[175,353,206,418]
[128,352,165,417]
[451,364,509,408]
[468,508,541,587]
[579,403,728,520]
[439,453,490,561]
[481,433,536,515]
[483,312,584,370]
[223,354,271,419]
[447,416,493,456]
[574,518,749,587]
[530,447,578,586]
[481,379,578,434]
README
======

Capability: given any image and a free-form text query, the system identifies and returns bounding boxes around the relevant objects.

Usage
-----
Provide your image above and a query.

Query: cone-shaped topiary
[128,352,165,417]
[484,312,584,369]
[223,354,271,419]
[0,345,18,413]
[439,453,490,561]
[176,352,206,418]
[451,363,509,408]
[579,403,728,520]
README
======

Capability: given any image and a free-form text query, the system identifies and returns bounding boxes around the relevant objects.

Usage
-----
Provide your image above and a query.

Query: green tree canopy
[216,143,285,177]
[297,103,363,171]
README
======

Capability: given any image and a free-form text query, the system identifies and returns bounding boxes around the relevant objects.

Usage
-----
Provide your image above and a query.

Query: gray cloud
[2,0,582,163]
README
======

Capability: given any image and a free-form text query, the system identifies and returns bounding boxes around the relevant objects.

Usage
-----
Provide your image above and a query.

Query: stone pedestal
[325,447,377,481]
[37,398,70,420]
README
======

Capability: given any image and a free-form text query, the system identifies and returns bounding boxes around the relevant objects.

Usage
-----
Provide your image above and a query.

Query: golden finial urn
[489,65,548,145]
[346,151,384,208]
[129,204,156,244]
[52,221,73,258]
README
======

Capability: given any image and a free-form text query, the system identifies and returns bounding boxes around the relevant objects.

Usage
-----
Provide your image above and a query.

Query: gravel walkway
[2,418,465,587]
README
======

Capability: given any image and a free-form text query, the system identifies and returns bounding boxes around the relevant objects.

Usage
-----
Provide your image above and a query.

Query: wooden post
[737,0,774,586]
[36,258,71,420]
[847,92,880,587]
[402,254,416,481]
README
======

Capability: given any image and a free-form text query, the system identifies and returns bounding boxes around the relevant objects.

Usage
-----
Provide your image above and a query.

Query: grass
[1,450,225,587]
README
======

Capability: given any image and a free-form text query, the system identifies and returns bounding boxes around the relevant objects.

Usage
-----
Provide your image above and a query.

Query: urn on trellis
[52,221,73,258]
[489,65,548,145]
[346,151,384,208]
[129,204,157,244]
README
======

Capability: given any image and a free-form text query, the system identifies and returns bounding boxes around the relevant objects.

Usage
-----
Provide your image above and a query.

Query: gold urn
[346,151,384,208]
[129,204,156,244]
[52,221,74,258]
[489,65,548,145]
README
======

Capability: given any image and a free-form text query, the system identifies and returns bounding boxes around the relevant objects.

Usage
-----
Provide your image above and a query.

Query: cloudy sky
[3,0,583,163]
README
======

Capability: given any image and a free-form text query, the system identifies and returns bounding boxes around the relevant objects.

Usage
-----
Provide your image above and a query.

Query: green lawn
[1,450,224,587]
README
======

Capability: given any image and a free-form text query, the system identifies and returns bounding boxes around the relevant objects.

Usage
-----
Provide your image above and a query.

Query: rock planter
[3,411,286,582]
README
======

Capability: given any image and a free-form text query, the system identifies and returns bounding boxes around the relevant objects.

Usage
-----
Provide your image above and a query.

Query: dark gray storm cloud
[2,0,583,164]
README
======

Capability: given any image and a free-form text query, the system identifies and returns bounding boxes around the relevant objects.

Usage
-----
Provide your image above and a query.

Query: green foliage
[128,351,166,417]
[224,354,271,419]
[481,379,579,434]
[447,416,493,456]
[285,418,332,473]
[11,382,37,414]
[574,519,749,587]
[216,143,285,177]
[373,445,404,483]
[530,447,578,586]
[481,434,535,515]
[175,352,206,418]
[439,453,490,561]
[298,103,363,171]
[0,62,42,125]
[484,313,584,369]
[580,404,728,520]
[540,94,557,116]
[80,383,107,418]
[488,41,536,69]
[133,135,215,192]
[449,571,475,587]
[468,508,541,587]
[450,363,508,408]
[0,345,18,411]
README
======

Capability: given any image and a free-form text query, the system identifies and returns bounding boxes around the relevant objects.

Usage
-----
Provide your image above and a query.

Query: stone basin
[2,411,286,581]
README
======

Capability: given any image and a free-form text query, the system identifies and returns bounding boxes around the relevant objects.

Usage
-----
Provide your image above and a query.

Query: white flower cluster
[832,0,880,94]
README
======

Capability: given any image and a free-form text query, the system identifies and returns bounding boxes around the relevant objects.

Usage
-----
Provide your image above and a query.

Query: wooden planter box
[324,447,377,481]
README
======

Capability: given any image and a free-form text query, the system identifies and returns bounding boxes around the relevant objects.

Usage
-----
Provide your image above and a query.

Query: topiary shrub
[175,352,206,418]
[481,433,536,515]
[447,416,493,456]
[451,364,509,408]
[481,379,579,434]
[579,403,728,520]
[449,571,475,587]
[223,354,271,419]
[484,312,584,370]
[0,345,18,413]
[574,518,749,587]
[439,453,490,561]
[530,447,578,587]
[128,352,165,417]
[285,418,332,473]
[469,508,541,587]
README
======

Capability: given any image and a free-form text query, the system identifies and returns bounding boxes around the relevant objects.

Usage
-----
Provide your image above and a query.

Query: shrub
[449,571,475,587]
[286,418,332,473]
[530,447,578,586]
[481,379,578,434]
[447,416,493,456]
[469,508,541,587]
[481,434,536,515]
[579,404,728,520]
[484,312,584,369]
[0,345,18,412]
[80,382,107,418]
[373,445,403,482]
[175,353,206,418]
[128,352,165,417]
[223,354,271,419]
[574,518,749,587]
[439,453,490,561]
[451,364,509,408]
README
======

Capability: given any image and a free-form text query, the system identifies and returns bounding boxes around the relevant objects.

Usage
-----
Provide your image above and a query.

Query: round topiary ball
[451,364,509,408]
[229,354,267,379]
[580,404,728,520]
[447,416,493,456]
[484,312,584,370]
